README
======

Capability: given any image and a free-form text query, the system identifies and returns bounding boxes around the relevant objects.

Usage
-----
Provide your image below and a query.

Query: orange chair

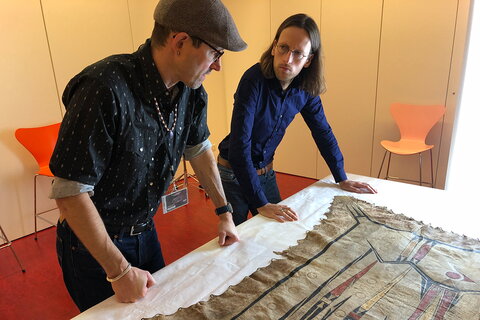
[15,123,61,239]
[377,103,446,187]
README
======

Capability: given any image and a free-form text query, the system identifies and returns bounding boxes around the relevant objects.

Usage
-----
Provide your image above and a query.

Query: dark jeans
[56,219,165,312]
[218,163,282,225]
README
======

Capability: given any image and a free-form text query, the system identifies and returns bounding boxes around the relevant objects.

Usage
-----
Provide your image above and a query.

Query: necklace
[153,97,178,138]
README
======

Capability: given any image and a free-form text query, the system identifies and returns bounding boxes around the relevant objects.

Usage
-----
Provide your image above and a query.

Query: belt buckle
[130,225,142,236]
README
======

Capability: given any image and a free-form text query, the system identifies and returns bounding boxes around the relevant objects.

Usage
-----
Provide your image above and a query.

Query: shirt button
[151,157,154,161]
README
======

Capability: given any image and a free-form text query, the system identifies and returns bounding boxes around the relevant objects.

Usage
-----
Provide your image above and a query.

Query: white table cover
[73,174,479,319]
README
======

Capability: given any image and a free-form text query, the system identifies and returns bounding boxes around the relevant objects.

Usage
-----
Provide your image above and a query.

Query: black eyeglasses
[192,36,224,62]
[275,43,310,62]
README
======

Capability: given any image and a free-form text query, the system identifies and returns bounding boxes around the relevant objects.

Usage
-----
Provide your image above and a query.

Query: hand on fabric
[339,180,377,194]
[257,203,299,223]
[111,266,156,303]
[217,212,240,246]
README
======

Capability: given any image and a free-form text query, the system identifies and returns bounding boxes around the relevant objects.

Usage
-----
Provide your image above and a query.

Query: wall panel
[128,0,159,49]
[41,0,134,109]
[318,0,382,179]
[0,0,61,239]
[373,0,458,184]
[436,0,471,189]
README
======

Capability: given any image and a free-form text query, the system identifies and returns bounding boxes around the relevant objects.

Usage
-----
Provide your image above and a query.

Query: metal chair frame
[0,224,26,272]
[377,149,434,187]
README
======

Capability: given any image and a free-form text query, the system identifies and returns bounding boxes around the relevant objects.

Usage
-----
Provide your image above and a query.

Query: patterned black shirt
[50,39,210,227]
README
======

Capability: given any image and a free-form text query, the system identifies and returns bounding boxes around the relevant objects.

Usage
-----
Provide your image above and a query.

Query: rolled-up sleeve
[184,139,212,160]
[49,177,94,199]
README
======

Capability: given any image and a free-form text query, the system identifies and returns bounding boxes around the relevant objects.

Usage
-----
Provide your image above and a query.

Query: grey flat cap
[154,0,247,52]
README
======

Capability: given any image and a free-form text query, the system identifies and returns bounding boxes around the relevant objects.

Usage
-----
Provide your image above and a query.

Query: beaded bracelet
[106,263,132,283]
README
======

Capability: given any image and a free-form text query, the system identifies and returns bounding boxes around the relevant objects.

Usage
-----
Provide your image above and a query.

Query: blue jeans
[218,163,282,225]
[56,219,165,312]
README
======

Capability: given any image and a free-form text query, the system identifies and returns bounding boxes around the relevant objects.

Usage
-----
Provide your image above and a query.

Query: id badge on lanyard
[162,167,189,214]
[162,184,188,214]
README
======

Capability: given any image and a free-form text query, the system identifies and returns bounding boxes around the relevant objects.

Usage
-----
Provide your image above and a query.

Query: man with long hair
[217,13,376,225]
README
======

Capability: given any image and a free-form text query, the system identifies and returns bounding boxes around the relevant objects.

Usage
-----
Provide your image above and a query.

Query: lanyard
[153,96,179,187]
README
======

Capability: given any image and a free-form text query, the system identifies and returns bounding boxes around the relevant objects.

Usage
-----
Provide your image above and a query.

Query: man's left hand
[217,212,240,246]
[339,180,377,194]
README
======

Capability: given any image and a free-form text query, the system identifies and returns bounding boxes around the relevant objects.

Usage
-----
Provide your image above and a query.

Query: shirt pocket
[125,136,148,158]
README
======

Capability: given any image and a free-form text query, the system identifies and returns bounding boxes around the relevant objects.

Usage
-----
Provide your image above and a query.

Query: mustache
[278,64,292,71]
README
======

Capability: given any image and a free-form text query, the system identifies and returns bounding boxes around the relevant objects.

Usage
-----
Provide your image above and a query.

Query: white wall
[1,0,64,241]
[446,0,480,195]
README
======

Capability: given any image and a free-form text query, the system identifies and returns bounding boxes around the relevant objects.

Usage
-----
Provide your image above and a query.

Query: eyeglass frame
[191,36,224,62]
[274,41,312,62]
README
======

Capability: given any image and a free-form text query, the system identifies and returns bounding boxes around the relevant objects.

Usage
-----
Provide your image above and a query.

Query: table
[73,174,478,319]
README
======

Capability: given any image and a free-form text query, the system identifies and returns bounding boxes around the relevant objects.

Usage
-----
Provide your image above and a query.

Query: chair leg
[385,152,392,180]
[0,225,26,272]
[419,152,423,187]
[34,175,38,240]
[377,150,388,178]
[429,149,434,188]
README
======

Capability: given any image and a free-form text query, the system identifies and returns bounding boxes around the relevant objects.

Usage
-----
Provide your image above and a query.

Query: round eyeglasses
[275,43,310,62]
[192,36,224,62]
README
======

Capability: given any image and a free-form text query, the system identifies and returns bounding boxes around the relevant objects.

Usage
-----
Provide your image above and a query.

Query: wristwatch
[215,202,233,215]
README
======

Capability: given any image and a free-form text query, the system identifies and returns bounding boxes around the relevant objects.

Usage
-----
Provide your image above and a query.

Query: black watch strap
[215,202,233,215]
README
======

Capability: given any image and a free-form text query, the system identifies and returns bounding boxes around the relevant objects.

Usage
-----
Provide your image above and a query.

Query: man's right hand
[111,267,156,303]
[257,203,298,222]
[217,212,240,246]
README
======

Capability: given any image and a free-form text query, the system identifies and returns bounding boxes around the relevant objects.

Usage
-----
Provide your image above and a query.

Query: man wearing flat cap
[49,0,247,311]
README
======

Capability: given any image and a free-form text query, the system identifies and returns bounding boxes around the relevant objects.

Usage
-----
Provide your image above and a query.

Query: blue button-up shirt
[218,63,347,209]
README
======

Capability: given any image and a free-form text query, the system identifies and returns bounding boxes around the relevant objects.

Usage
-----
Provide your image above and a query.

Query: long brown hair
[260,14,325,96]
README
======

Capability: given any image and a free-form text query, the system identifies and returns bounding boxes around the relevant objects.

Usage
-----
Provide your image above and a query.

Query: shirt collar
[269,72,301,95]
[135,39,182,104]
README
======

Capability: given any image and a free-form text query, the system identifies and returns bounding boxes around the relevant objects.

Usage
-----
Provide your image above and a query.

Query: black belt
[105,219,154,236]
